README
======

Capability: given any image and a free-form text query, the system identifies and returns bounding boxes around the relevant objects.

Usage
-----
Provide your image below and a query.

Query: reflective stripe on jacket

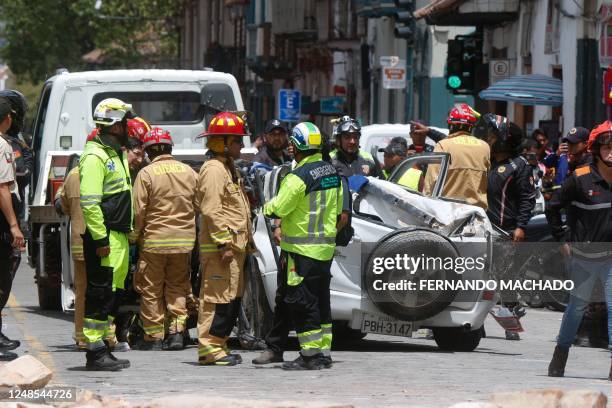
[56,167,86,260]
[132,154,198,253]
[196,156,252,257]
[264,152,343,261]
[79,137,133,247]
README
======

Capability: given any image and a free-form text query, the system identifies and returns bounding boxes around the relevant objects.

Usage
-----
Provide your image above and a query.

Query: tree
[0,0,186,82]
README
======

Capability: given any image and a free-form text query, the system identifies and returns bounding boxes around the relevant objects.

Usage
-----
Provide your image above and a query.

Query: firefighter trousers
[134,251,190,340]
[82,229,128,350]
[197,251,245,364]
[283,251,333,358]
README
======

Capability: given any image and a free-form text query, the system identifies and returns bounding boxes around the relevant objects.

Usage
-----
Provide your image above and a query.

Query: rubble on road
[0,356,52,391]
[450,388,607,408]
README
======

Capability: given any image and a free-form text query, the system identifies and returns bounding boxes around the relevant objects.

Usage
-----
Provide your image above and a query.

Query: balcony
[353,0,398,17]
[270,0,317,40]
[414,0,519,26]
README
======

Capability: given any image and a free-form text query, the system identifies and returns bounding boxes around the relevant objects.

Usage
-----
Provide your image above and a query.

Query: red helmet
[143,127,173,149]
[447,103,480,126]
[587,121,612,152]
[86,128,99,142]
[127,117,152,143]
[199,112,248,138]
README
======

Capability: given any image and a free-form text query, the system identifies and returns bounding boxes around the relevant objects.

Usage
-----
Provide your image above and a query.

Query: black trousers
[265,252,292,352]
[82,230,115,324]
[283,251,332,346]
[0,241,19,330]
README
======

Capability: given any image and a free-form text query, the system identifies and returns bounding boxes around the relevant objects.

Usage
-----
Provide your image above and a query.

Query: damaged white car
[245,152,498,352]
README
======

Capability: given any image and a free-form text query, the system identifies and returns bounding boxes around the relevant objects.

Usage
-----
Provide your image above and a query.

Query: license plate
[361,313,413,337]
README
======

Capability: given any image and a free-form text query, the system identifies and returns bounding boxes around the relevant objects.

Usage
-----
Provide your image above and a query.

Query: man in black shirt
[546,121,612,380]
[253,119,291,169]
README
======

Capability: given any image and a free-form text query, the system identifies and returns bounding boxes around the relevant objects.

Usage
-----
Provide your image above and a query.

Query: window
[92,92,205,124]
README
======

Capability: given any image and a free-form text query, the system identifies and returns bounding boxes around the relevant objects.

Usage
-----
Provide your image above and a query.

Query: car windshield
[92,91,205,124]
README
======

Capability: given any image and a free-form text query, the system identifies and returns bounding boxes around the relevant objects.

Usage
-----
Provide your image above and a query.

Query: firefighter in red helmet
[195,112,255,366]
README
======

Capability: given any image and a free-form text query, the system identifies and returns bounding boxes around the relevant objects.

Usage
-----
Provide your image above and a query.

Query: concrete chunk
[0,356,52,390]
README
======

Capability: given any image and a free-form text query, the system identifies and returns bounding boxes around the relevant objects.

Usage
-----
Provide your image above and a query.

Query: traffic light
[393,0,414,43]
[445,35,483,94]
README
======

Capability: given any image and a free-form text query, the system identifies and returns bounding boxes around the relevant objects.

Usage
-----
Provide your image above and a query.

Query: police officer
[330,115,381,178]
[546,121,612,380]
[131,128,197,351]
[0,90,32,221]
[264,122,343,370]
[196,112,254,366]
[0,97,24,362]
[253,119,291,169]
[484,115,535,242]
[80,98,134,371]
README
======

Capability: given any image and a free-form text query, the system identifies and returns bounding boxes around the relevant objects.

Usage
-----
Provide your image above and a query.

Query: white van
[27,69,253,311]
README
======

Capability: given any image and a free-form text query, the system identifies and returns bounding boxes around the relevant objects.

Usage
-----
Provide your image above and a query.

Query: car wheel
[433,327,482,352]
[364,229,460,321]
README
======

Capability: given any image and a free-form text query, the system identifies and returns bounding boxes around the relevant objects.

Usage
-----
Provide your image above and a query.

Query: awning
[479,74,563,106]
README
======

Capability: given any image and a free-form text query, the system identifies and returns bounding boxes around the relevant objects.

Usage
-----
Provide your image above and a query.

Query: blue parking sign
[278,89,301,122]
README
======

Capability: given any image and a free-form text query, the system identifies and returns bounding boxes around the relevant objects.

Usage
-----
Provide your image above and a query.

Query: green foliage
[0,0,185,82]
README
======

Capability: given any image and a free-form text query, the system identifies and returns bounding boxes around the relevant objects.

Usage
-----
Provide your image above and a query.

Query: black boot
[106,347,130,369]
[252,348,284,365]
[0,349,18,361]
[547,345,569,377]
[134,339,163,351]
[0,332,20,350]
[282,354,325,371]
[85,347,124,371]
[163,332,185,351]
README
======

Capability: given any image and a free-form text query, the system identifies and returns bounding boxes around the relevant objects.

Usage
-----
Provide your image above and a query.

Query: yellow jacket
[131,154,198,253]
[196,156,252,257]
[56,167,85,261]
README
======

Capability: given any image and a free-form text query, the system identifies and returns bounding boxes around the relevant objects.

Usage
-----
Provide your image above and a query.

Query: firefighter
[196,111,254,366]
[330,115,382,178]
[131,127,198,351]
[80,98,134,371]
[423,103,490,209]
[546,121,612,379]
[263,122,343,370]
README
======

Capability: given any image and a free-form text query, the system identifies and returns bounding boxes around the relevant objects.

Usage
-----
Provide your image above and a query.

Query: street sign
[380,56,406,89]
[320,96,346,115]
[278,89,301,122]
[489,59,511,85]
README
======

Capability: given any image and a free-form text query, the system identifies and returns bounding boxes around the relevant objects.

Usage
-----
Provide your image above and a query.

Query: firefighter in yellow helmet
[195,112,254,366]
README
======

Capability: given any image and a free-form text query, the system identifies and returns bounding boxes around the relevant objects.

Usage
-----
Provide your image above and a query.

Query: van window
[92,92,206,124]
[31,82,53,198]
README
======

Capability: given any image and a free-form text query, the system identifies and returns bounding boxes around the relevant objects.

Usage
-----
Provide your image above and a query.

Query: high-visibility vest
[397,167,422,191]
[79,138,133,245]
[264,152,343,263]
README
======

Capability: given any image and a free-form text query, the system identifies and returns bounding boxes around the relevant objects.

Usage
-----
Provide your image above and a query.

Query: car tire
[433,327,482,352]
[364,229,461,321]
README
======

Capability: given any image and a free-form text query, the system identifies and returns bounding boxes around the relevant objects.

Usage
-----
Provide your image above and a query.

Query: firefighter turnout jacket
[196,156,252,258]
[56,167,86,260]
[545,163,612,259]
[264,152,343,262]
[131,154,198,253]
[423,131,490,209]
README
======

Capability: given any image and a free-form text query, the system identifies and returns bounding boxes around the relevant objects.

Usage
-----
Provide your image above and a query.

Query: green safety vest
[397,167,422,191]
[264,153,343,262]
[79,137,133,245]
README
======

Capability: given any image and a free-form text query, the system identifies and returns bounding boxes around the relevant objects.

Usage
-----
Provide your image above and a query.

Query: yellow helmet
[93,98,133,126]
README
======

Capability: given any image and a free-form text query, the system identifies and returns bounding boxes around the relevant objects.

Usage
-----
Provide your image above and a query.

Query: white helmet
[93,98,133,127]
